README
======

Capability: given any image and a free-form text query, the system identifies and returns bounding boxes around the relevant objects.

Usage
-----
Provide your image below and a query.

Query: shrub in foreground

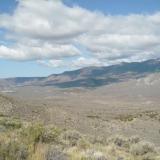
[0,117,159,160]
[0,140,28,160]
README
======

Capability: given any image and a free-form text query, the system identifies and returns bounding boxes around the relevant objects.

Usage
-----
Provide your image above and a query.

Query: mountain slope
[1,58,160,88]
[34,58,160,87]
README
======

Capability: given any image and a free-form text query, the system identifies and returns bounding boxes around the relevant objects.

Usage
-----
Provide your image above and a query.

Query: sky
[0,0,160,78]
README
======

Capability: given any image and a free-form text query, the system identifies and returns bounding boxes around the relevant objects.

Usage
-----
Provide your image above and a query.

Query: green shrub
[60,130,82,146]
[42,127,61,144]
[77,138,91,150]
[116,114,135,122]
[128,136,140,144]
[89,136,107,145]
[107,135,130,148]
[130,141,156,156]
[0,118,22,129]
[0,140,28,160]
[20,123,44,145]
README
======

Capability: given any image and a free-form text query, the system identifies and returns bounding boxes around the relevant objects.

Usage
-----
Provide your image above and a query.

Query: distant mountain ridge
[1,58,160,88]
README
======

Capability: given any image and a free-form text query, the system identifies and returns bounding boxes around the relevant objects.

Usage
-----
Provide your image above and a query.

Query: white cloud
[0,43,80,60]
[71,57,103,68]
[0,0,160,68]
[79,34,160,61]
[37,59,64,68]
[37,57,103,69]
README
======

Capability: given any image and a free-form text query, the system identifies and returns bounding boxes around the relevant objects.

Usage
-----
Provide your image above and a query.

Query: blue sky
[0,0,160,78]
[64,0,160,14]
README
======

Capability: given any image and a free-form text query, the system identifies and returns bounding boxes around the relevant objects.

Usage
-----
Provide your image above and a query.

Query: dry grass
[0,116,159,160]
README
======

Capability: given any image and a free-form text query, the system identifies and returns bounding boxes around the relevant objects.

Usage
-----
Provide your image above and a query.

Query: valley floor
[0,75,160,147]
[0,75,160,159]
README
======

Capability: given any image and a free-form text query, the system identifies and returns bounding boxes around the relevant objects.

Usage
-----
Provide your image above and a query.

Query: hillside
[1,58,160,88]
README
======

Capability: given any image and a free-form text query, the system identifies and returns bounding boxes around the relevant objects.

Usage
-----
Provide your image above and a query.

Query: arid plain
[1,73,160,147]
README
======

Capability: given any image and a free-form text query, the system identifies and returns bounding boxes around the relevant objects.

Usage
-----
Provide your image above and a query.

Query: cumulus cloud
[79,34,160,61]
[0,43,80,60]
[0,0,160,68]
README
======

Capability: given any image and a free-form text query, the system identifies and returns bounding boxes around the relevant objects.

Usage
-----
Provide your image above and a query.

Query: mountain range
[0,58,160,88]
